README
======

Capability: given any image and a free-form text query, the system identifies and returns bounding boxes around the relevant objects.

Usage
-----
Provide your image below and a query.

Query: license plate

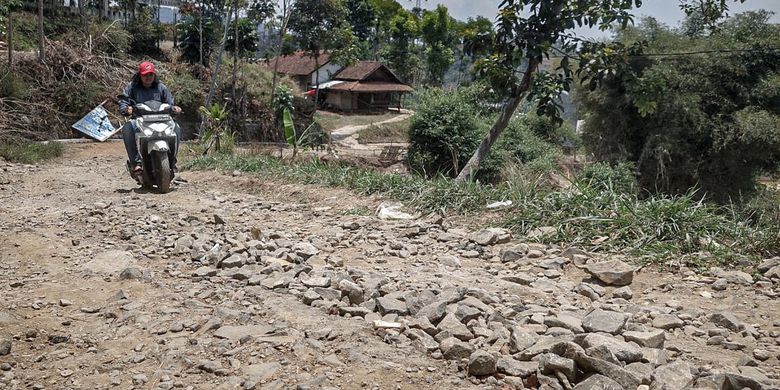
[143,114,171,122]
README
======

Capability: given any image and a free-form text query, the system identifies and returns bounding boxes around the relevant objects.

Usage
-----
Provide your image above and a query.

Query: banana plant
[282,107,318,158]
[199,103,230,154]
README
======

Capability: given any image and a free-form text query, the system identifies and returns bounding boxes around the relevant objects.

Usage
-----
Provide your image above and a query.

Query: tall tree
[383,8,418,83]
[346,0,375,41]
[420,4,453,86]
[287,0,347,107]
[455,0,642,181]
[370,0,402,58]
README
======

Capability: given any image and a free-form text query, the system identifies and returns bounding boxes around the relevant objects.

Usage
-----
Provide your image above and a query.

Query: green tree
[346,0,375,41]
[225,18,258,56]
[579,11,780,201]
[382,8,419,83]
[370,0,403,57]
[455,0,642,181]
[128,6,161,54]
[177,1,221,66]
[420,4,453,86]
[287,0,348,106]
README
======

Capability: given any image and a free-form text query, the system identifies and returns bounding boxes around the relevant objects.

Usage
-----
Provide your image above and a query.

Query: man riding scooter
[119,61,183,181]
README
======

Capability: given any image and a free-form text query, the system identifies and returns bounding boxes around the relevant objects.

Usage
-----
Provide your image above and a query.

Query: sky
[401,0,780,38]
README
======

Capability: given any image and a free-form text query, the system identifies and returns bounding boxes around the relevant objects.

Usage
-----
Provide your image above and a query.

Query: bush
[54,79,107,116]
[406,86,503,181]
[0,71,30,99]
[163,67,203,119]
[91,22,131,55]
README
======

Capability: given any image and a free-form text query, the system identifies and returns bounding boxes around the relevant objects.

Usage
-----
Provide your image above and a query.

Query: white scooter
[123,97,179,193]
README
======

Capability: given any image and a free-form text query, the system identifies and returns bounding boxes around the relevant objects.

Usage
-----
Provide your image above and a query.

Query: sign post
[71,102,120,142]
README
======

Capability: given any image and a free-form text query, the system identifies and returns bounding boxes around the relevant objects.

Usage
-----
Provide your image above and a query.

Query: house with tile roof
[265,51,342,92]
[321,61,414,113]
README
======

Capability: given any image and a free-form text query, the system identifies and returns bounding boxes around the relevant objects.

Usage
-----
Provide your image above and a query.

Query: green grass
[314,112,399,132]
[183,153,780,268]
[358,118,411,144]
[0,141,63,164]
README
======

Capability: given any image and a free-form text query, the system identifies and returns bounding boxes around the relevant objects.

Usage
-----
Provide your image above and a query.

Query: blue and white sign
[72,105,119,142]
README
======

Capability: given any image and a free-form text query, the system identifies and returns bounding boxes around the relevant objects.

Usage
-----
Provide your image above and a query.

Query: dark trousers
[122,121,181,168]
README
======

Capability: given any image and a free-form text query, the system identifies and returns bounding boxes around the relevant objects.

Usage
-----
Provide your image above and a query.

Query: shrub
[163,67,203,119]
[406,86,503,181]
[0,71,30,99]
[91,22,131,55]
[53,79,106,117]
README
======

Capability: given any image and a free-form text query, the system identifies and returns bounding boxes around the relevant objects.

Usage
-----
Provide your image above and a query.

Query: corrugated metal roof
[265,51,331,76]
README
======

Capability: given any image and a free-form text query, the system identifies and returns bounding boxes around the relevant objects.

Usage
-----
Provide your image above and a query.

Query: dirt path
[0,142,778,390]
[329,111,412,149]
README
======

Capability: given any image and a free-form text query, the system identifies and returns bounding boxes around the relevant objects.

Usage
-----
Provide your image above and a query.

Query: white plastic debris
[486,200,513,209]
[376,202,419,220]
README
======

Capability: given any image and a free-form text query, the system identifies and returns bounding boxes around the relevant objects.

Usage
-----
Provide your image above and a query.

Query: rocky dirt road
[0,142,778,390]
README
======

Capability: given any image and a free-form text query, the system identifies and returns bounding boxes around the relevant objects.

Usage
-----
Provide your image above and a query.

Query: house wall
[310,63,343,86]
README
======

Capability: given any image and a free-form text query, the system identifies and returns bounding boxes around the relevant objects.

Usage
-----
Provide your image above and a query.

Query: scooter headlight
[142,128,153,136]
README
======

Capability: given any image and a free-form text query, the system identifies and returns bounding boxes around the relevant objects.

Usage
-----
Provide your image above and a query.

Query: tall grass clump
[0,141,63,164]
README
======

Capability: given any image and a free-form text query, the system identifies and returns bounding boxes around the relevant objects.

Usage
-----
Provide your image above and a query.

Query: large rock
[580,333,643,363]
[584,260,635,286]
[440,337,474,360]
[509,327,541,354]
[293,242,319,260]
[213,325,275,341]
[574,352,642,390]
[416,301,448,325]
[582,309,627,335]
[81,250,135,276]
[651,361,694,390]
[497,358,538,377]
[545,313,585,334]
[338,280,364,305]
[375,297,408,316]
[436,314,473,341]
[711,267,753,285]
[652,314,684,330]
[500,244,528,262]
[244,362,281,383]
[407,329,439,352]
[710,312,745,332]
[0,339,10,356]
[470,228,511,246]
[468,350,497,376]
[539,353,576,382]
[623,330,665,349]
[573,374,624,390]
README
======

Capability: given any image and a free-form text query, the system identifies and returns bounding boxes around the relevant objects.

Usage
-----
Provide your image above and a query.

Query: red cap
[138,61,156,75]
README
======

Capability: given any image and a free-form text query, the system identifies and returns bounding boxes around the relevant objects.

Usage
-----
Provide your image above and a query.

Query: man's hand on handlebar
[125,106,134,116]
[173,106,182,115]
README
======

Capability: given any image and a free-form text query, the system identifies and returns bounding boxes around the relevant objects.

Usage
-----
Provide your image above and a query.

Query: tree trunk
[7,11,12,67]
[198,10,203,66]
[173,11,177,48]
[269,0,289,105]
[204,2,235,110]
[37,0,45,63]
[231,0,239,91]
[455,58,540,181]
[313,49,320,110]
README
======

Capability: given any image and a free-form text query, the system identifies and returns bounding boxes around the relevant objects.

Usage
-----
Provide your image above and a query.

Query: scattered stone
[623,330,665,349]
[338,280,364,305]
[471,228,511,246]
[573,374,623,390]
[710,312,745,332]
[440,337,474,360]
[500,245,528,262]
[582,309,627,335]
[437,254,461,268]
[712,278,728,291]
[497,358,537,378]
[468,350,497,376]
[613,286,633,300]
[214,214,226,224]
[574,352,641,390]
[652,361,694,389]
[711,267,753,285]
[375,297,408,316]
[119,267,144,280]
[437,314,473,341]
[539,353,576,382]
[584,259,635,286]
[652,314,685,330]
[0,339,10,356]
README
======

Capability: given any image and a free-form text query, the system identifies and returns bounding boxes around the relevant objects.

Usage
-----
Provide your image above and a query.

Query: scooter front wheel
[153,151,172,193]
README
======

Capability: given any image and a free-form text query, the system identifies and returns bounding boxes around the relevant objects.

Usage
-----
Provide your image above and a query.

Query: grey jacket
[119,79,175,115]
